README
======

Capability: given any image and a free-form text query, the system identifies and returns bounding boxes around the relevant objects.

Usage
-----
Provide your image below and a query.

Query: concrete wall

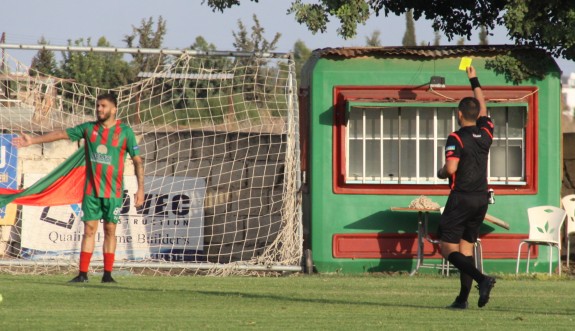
[16,130,287,263]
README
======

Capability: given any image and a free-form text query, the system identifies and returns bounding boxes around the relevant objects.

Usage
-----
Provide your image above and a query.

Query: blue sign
[0,134,18,190]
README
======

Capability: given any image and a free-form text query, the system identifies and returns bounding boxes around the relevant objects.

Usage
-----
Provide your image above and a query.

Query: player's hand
[12,132,32,148]
[134,189,145,209]
[466,66,477,79]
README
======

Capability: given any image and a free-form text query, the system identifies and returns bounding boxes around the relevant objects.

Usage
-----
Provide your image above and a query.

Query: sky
[2,0,574,75]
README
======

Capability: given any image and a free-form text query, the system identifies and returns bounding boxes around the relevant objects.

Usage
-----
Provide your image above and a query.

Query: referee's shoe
[477,276,496,307]
[446,297,468,310]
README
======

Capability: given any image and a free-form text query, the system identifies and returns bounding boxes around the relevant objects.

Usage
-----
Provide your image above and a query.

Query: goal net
[0,48,302,275]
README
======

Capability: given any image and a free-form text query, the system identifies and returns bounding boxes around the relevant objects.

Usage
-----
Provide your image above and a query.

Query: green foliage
[29,37,58,76]
[485,50,556,84]
[365,30,382,47]
[504,0,575,60]
[124,16,167,74]
[232,14,281,105]
[59,37,133,89]
[401,10,416,46]
[203,0,249,12]
[233,14,281,53]
[204,1,575,61]
[293,39,312,87]
[289,0,370,38]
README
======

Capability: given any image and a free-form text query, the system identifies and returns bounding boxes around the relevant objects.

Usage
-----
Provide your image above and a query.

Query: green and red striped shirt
[66,120,140,198]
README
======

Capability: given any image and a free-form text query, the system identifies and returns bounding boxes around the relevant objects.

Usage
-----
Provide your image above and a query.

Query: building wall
[304,54,563,274]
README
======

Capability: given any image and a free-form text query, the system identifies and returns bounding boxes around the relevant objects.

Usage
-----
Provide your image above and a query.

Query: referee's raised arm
[467,66,487,117]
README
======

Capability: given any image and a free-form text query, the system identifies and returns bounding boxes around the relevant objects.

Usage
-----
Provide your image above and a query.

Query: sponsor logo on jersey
[92,144,112,164]
[96,144,108,154]
[473,133,481,138]
[446,145,456,151]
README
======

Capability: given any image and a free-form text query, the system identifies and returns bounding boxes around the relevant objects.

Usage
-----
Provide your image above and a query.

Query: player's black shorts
[437,191,489,244]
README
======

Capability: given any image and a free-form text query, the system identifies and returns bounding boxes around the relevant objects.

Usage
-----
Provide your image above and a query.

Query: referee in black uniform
[437,66,496,309]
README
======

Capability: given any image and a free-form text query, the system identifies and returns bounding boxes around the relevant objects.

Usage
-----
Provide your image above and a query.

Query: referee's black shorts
[437,191,489,244]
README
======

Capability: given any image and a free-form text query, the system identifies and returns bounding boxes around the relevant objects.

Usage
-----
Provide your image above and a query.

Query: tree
[204,0,575,61]
[59,37,132,89]
[293,39,312,87]
[402,10,416,46]
[124,16,167,74]
[29,36,58,76]
[365,30,382,47]
[185,36,233,99]
[479,26,489,45]
[232,14,282,103]
[233,14,281,53]
[433,31,441,46]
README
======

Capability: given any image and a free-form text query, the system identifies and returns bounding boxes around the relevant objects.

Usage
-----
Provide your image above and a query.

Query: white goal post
[0,44,302,275]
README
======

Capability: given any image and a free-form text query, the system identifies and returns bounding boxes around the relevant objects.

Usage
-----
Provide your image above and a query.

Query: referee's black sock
[448,251,485,284]
[457,255,475,302]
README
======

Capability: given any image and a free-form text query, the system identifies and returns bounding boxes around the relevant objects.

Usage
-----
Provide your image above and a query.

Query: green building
[299,45,562,274]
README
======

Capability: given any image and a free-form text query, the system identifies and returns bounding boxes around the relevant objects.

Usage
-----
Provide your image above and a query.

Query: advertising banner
[21,175,206,261]
[0,134,18,226]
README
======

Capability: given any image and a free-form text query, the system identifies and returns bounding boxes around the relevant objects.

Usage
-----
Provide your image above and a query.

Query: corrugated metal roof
[311,44,548,59]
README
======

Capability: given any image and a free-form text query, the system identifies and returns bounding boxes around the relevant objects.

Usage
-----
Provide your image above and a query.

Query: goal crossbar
[0,43,292,58]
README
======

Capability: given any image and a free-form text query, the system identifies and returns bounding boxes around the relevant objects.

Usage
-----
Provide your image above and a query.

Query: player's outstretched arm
[466,66,487,117]
[12,130,69,148]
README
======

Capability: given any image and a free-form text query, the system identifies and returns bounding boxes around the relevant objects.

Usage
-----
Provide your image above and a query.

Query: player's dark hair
[97,93,118,107]
[458,97,480,121]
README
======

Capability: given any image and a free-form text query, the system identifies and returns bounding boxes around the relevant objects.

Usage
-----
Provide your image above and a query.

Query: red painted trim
[332,233,536,259]
[332,85,539,195]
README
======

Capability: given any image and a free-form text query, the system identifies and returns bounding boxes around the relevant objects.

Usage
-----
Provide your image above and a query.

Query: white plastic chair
[515,206,567,275]
[561,195,575,267]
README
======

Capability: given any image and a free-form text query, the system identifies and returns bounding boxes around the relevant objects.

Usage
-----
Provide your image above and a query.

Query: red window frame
[332,85,538,195]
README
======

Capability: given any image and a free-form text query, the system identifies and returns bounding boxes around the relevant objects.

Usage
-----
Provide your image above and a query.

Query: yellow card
[459,57,472,71]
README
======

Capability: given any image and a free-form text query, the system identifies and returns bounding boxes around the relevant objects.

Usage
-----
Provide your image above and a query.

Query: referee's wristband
[469,77,481,90]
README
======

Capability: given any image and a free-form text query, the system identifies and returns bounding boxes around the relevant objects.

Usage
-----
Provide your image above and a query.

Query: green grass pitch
[0,273,574,330]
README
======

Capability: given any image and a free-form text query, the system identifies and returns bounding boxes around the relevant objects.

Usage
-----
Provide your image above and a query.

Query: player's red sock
[104,253,115,272]
[79,251,93,273]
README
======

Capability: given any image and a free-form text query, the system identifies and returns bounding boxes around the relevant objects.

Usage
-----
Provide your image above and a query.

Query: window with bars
[345,103,527,186]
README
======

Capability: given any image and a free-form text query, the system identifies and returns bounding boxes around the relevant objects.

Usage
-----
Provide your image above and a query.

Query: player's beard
[97,111,112,123]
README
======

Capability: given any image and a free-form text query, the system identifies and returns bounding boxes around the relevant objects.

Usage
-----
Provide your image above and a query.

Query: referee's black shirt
[444,116,494,193]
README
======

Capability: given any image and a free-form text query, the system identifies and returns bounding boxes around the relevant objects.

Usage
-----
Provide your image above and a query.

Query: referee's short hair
[458,97,480,121]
